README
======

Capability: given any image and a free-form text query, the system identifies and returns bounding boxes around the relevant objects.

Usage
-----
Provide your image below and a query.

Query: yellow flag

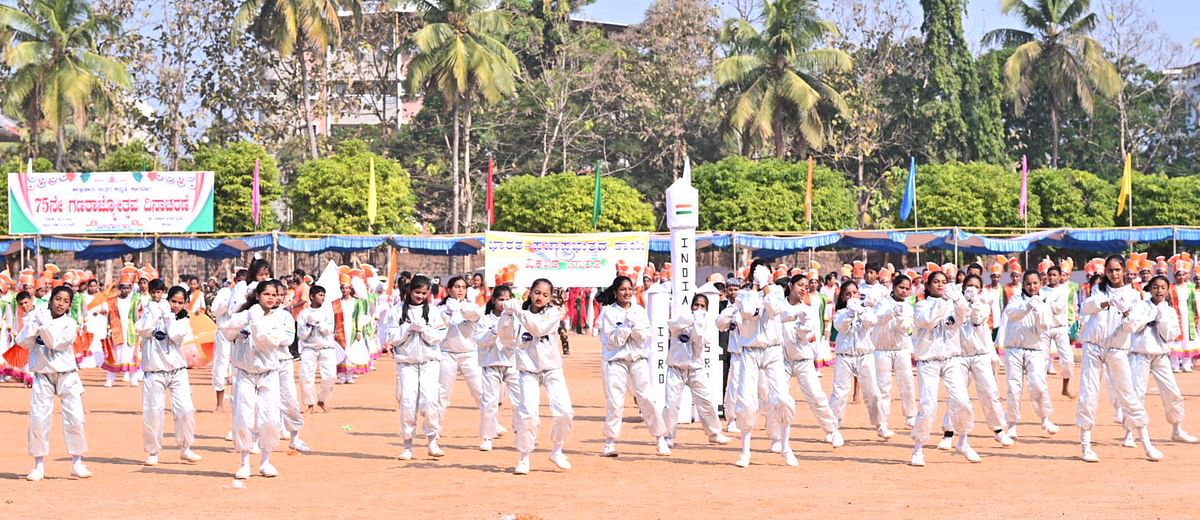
[1116,153,1131,216]
[368,157,378,225]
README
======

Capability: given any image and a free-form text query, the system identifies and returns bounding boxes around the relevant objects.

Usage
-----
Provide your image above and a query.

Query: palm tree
[405,0,519,235]
[232,0,363,160]
[0,0,130,169]
[982,0,1119,169]
[714,0,851,159]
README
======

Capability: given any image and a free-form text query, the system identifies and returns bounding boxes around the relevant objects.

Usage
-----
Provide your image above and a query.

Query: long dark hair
[748,258,769,287]
[1099,254,1126,293]
[784,273,808,299]
[485,285,514,315]
[597,276,633,307]
[523,278,554,312]
[924,271,948,299]
[249,259,272,281]
[834,280,857,311]
[400,275,432,324]
[444,276,466,301]
[238,279,283,312]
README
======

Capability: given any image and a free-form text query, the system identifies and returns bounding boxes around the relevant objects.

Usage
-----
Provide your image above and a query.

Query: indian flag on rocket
[674,203,694,216]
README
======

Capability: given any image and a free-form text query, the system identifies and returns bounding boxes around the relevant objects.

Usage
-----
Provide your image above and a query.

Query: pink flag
[252,158,261,227]
[1018,154,1028,220]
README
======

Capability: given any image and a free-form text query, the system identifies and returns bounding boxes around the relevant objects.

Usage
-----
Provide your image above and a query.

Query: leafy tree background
[289,139,419,234]
[492,173,655,233]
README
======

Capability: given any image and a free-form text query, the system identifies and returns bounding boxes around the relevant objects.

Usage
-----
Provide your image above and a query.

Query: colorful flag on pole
[899,156,916,221]
[591,160,602,229]
[805,156,814,226]
[367,156,377,226]
[252,158,261,227]
[1019,154,1028,220]
[485,155,495,228]
[1117,153,1132,216]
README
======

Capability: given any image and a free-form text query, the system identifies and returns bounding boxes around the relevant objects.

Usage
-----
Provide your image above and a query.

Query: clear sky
[578,0,1198,65]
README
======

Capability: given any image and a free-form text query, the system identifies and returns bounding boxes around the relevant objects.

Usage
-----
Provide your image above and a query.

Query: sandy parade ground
[1,333,1198,519]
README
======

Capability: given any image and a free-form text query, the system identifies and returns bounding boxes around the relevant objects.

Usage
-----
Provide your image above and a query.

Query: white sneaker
[249,443,261,455]
[827,431,845,448]
[601,441,618,457]
[428,440,445,458]
[71,464,92,479]
[144,454,159,466]
[734,453,751,468]
[479,439,493,451]
[936,436,953,450]
[656,437,672,456]
[103,380,114,388]
[1081,446,1100,463]
[224,431,234,442]
[397,449,413,461]
[666,437,675,448]
[514,455,530,475]
[905,417,916,429]
[877,427,895,440]
[290,438,311,454]
[1183,363,1194,373]
[280,430,291,441]
[726,423,741,434]
[1047,365,1058,375]
[956,440,981,463]
[1172,428,1199,444]
[994,431,1014,447]
[709,433,732,445]
[909,450,925,467]
[496,425,508,438]
[1005,425,1019,439]
[1042,419,1060,434]
[26,467,44,481]
[1144,442,1164,461]
[770,440,783,453]
[1122,432,1137,448]
[783,450,799,467]
[180,450,202,463]
[258,463,278,477]
[548,451,572,470]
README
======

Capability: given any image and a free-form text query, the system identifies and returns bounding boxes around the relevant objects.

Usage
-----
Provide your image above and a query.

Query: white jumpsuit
[1042,283,1074,380]
[136,301,196,454]
[779,299,838,438]
[476,312,520,441]
[1002,292,1054,426]
[951,297,1008,434]
[386,303,448,441]
[499,306,573,456]
[1076,286,1149,433]
[1129,298,1189,434]
[663,309,723,440]
[731,289,797,440]
[296,305,338,407]
[911,296,973,446]
[19,310,86,458]
[872,296,916,429]
[438,298,485,415]
[597,302,668,442]
[222,304,293,454]
[829,303,886,430]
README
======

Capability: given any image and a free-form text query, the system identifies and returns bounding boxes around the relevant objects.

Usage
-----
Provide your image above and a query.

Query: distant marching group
[4,252,1199,480]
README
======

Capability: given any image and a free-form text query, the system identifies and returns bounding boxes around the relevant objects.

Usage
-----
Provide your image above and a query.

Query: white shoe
[1047,365,1058,375]
[258,463,278,477]
[103,380,113,388]
[877,427,895,440]
[783,450,799,467]
[1005,426,1019,439]
[910,450,925,467]
[709,433,732,445]
[1122,432,1137,448]
[956,440,981,463]
[936,436,953,451]
[234,465,251,479]
[514,455,530,475]
[479,439,493,451]
[398,449,413,460]
[1172,428,1199,444]
[71,464,92,479]
[1183,363,1194,373]
[1081,446,1100,463]
[224,431,234,442]
[249,444,261,455]
[734,453,751,468]
[180,450,202,463]
[290,438,311,454]
[666,437,675,448]
[656,437,672,456]
[280,430,291,441]
[26,467,44,481]
[601,441,618,457]
[905,417,916,429]
[1144,442,1164,461]
[1042,419,1060,434]
[770,440,783,453]
[144,454,159,466]
[726,423,741,434]
[496,425,508,438]
[122,372,130,383]
[994,431,1014,447]
[827,431,845,448]
[428,440,445,458]
[548,451,572,470]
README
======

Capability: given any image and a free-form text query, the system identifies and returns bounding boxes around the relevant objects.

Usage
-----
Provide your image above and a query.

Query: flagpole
[913,163,920,268]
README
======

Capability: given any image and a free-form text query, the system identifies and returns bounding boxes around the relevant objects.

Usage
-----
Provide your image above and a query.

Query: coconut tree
[232,0,363,160]
[0,0,131,169]
[982,0,1119,168]
[714,0,851,159]
[405,0,519,234]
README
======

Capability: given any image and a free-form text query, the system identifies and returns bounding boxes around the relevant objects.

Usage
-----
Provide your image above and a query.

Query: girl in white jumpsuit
[438,276,486,429]
[20,286,90,481]
[596,275,670,457]
[828,281,890,441]
[779,274,842,450]
[872,275,917,433]
[909,272,976,466]
[499,278,574,475]
[1125,275,1198,447]
[138,283,201,466]
[1076,255,1158,462]
[663,293,731,447]
[297,285,337,412]
[386,275,448,460]
[476,286,519,451]
[223,280,295,479]
[1001,271,1060,439]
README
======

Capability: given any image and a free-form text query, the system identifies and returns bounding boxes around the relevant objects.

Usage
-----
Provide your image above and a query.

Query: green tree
[968,50,1007,163]
[231,0,363,160]
[0,157,53,230]
[406,0,520,235]
[1028,167,1116,228]
[982,0,1119,168]
[0,0,131,169]
[289,139,418,234]
[192,141,282,232]
[714,0,852,158]
[1128,172,1200,227]
[887,162,1040,229]
[691,156,856,232]
[492,173,655,233]
[98,140,155,171]
[918,0,975,162]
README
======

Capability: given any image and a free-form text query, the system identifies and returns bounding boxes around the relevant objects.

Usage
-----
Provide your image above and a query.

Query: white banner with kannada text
[485,231,650,288]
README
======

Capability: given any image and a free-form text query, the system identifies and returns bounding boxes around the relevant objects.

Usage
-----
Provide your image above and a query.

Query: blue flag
[899,156,916,221]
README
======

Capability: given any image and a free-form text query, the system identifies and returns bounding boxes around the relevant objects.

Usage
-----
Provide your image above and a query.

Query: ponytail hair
[597,276,633,307]
[167,286,188,302]
[523,278,554,312]
[834,280,857,311]
[1099,254,1126,294]
[238,279,283,312]
[401,275,432,324]
[485,285,514,315]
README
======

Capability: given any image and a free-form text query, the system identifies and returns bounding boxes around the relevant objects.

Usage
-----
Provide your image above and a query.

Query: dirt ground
[1,334,1197,519]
